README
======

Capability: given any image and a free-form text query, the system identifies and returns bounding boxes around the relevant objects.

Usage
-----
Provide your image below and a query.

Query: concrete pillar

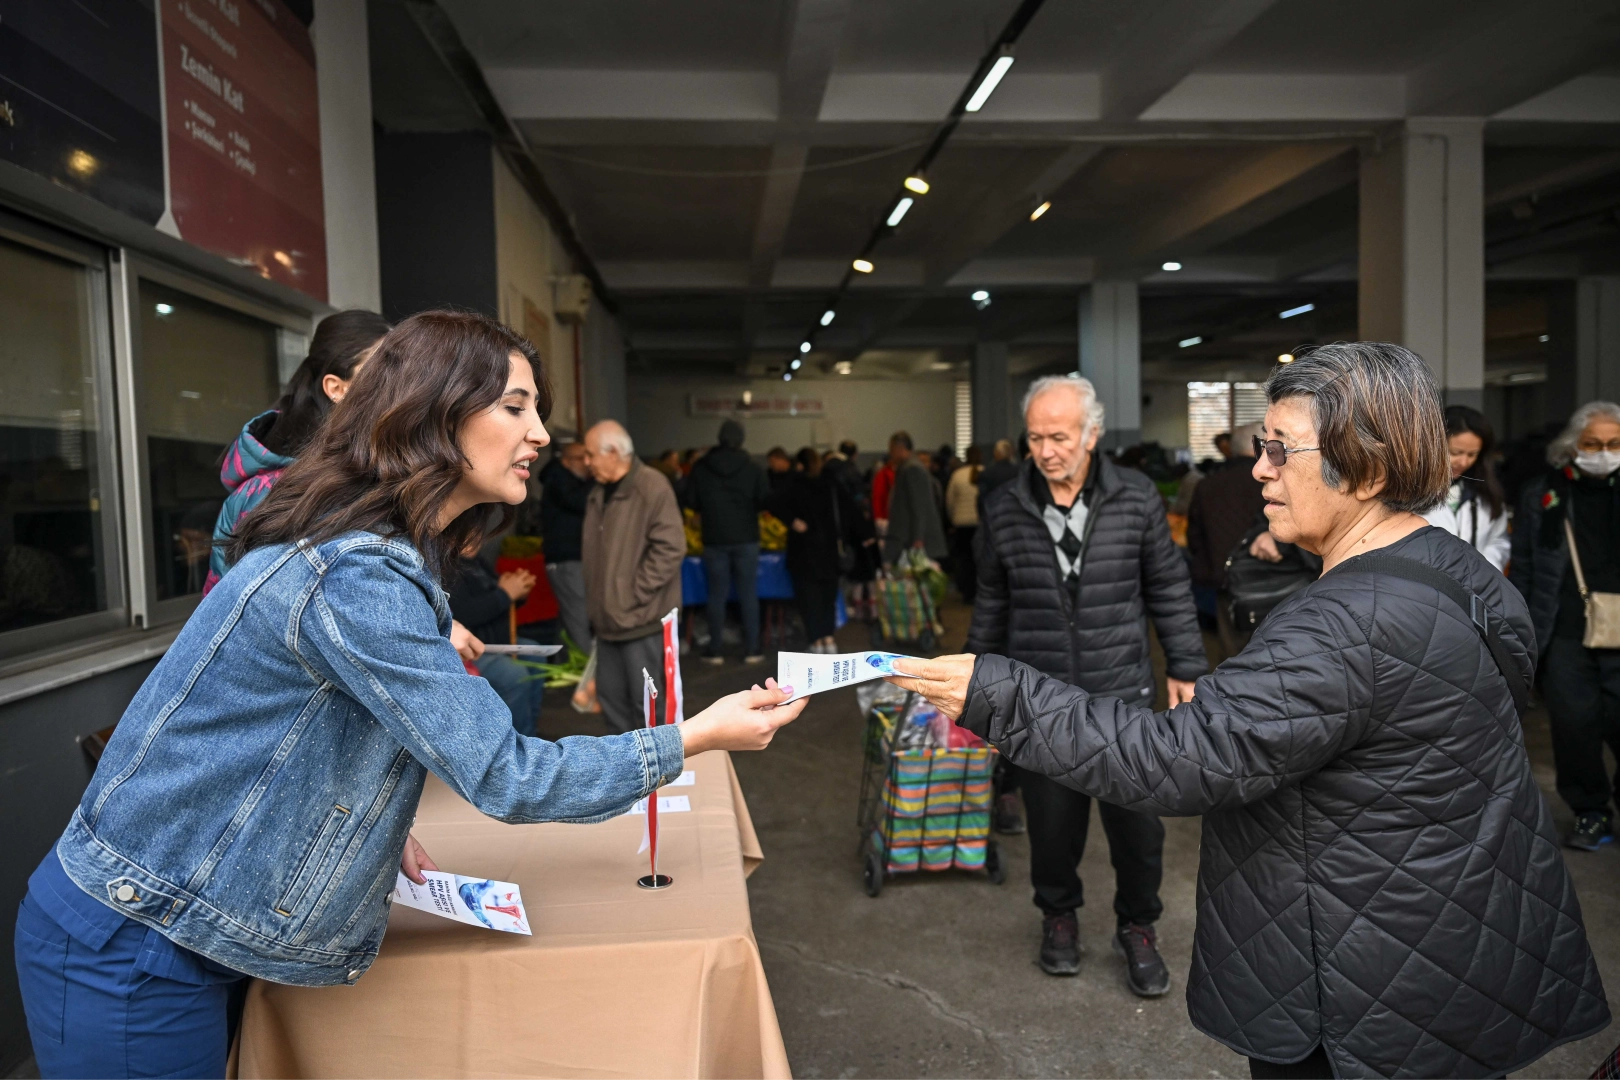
[1358,118,1485,408]
[1079,281,1141,449]
[582,306,629,428]
[1576,276,1620,406]
[971,341,1010,453]
[314,0,381,312]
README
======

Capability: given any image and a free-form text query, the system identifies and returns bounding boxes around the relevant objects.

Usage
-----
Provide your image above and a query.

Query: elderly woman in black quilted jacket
[891,343,1609,1080]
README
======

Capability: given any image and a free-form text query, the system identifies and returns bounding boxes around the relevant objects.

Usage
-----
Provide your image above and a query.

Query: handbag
[1223,539,1318,631]
[1564,517,1620,649]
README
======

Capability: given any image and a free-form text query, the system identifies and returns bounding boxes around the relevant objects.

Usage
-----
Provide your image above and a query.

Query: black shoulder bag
[1341,554,1529,718]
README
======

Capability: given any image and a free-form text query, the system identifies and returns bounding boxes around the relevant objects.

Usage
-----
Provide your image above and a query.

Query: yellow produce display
[759,511,787,551]
[684,508,704,556]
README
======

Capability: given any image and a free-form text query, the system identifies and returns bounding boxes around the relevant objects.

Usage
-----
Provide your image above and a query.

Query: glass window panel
[0,235,110,633]
[138,280,280,601]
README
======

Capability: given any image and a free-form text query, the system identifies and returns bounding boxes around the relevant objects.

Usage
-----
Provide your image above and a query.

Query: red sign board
[161,0,326,301]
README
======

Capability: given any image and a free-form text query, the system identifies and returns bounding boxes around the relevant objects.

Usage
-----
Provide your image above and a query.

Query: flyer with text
[776,650,917,701]
[393,871,532,935]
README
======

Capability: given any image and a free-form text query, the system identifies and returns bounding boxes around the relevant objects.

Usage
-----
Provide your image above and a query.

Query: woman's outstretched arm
[889,594,1373,816]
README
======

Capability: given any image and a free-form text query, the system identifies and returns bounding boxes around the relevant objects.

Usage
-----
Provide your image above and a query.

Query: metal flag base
[637,874,674,890]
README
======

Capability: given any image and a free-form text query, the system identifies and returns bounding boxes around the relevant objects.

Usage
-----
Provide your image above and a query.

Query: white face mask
[1574,450,1620,478]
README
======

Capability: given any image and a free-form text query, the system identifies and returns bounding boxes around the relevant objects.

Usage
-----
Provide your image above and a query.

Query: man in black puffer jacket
[967,374,1207,996]
[686,419,770,664]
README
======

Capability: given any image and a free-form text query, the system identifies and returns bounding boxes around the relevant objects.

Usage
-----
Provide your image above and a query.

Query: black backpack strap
[1344,554,1529,718]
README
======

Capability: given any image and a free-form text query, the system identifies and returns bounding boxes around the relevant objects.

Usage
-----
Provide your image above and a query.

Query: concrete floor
[536,600,1620,1079]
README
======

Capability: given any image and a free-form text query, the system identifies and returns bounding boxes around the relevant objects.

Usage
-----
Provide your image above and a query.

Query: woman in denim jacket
[15,311,805,1079]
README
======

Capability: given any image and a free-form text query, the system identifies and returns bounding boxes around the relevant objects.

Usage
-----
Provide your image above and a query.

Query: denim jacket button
[347,969,362,981]
[115,884,136,902]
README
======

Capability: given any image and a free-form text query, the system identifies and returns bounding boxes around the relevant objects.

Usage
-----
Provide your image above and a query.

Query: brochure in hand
[776,650,917,702]
[392,870,532,935]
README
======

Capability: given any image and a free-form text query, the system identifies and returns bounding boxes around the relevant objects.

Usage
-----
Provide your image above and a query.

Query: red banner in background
[161,0,326,301]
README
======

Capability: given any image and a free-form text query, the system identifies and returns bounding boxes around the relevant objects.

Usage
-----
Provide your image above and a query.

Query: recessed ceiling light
[1279,303,1315,319]
[154,303,174,315]
[886,197,914,227]
[1179,336,1202,348]
[1030,201,1051,221]
[791,358,802,370]
[971,290,989,302]
[1539,334,1550,343]
[799,341,812,353]
[1278,353,1294,364]
[783,372,792,381]
[1162,261,1182,272]
[820,310,835,326]
[835,361,852,375]
[904,175,929,195]
[852,259,874,274]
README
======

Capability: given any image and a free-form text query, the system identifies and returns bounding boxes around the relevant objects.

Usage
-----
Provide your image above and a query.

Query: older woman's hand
[885,654,975,720]
[1250,531,1284,562]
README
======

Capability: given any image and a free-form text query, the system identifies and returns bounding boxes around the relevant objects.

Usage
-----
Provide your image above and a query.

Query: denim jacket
[55,532,684,986]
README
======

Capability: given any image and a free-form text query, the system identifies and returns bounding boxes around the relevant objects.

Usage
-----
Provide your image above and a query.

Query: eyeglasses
[1253,435,1319,468]
[1577,438,1620,453]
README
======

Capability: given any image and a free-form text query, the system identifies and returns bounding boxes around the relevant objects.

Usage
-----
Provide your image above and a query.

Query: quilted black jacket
[961,526,1609,1078]
[965,456,1207,698]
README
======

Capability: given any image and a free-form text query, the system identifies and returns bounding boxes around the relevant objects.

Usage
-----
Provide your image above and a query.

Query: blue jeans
[703,542,760,655]
[474,637,546,737]
[16,858,245,1078]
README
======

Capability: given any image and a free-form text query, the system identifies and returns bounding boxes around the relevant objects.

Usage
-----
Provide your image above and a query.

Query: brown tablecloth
[235,750,788,1079]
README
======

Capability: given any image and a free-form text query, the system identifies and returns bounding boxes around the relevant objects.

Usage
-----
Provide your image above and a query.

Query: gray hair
[588,420,635,458]
[1022,374,1106,440]
[1547,400,1620,466]
[1264,342,1449,513]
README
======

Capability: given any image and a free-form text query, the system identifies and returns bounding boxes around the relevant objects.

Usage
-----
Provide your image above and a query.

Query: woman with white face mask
[1510,399,1620,852]
[1421,405,1510,571]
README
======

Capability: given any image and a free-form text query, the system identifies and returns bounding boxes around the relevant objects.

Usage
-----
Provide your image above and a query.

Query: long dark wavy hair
[261,309,392,457]
[228,310,551,581]
[1445,404,1505,518]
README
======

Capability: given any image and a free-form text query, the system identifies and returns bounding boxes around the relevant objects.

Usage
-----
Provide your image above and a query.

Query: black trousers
[1014,764,1164,925]
[1542,636,1620,816]
[793,573,840,641]
[950,525,977,604]
[1249,1047,1333,1079]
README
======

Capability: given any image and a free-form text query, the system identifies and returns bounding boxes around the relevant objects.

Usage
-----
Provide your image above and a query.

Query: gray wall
[0,661,159,1074]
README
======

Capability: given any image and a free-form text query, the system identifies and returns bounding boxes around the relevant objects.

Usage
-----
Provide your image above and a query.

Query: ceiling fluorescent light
[1179,336,1202,348]
[835,360,853,375]
[1030,201,1050,221]
[820,310,835,326]
[904,175,930,195]
[1278,353,1294,364]
[791,358,802,370]
[886,197,914,227]
[1279,303,1315,319]
[1161,261,1182,272]
[852,258,874,274]
[965,51,1015,112]
[799,341,812,353]
[971,290,989,302]
[783,372,792,381]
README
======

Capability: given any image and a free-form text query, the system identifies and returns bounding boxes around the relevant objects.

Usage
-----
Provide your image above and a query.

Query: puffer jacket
[966,455,1206,698]
[685,445,768,546]
[961,526,1609,1078]
[204,409,294,595]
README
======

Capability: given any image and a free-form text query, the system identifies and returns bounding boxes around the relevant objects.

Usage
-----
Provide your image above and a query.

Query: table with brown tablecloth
[234,749,789,1079]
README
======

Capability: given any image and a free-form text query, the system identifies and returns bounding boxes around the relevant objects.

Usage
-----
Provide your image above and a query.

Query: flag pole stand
[637,667,674,890]
[636,874,674,889]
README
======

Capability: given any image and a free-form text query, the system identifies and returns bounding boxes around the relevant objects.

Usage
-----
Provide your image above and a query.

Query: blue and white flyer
[776,650,916,701]
[393,870,532,935]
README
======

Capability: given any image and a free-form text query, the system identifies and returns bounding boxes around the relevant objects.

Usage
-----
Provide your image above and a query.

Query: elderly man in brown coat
[582,420,686,732]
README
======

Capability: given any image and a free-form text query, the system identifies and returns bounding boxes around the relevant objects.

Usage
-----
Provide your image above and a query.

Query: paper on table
[669,770,696,787]
[392,870,532,935]
[776,650,917,701]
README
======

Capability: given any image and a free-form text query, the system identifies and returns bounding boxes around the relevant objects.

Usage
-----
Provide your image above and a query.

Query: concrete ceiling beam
[1097,0,1282,121]
[1405,0,1620,117]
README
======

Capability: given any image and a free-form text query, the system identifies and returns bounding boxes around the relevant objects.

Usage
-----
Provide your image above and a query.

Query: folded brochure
[776,650,916,701]
[393,870,532,935]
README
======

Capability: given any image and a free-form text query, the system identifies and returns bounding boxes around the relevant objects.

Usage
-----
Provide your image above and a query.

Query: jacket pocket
[274,804,350,918]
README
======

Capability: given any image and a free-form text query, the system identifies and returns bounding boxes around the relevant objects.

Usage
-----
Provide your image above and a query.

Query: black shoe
[993,793,1025,835]
[1039,912,1081,976]
[1114,922,1171,997]
[1567,811,1614,851]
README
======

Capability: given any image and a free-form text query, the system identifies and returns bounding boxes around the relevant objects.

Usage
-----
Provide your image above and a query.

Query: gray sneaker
[1039,912,1081,976]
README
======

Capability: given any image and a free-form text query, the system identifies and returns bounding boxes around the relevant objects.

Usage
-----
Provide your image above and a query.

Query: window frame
[0,209,129,661]
[118,255,313,629]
